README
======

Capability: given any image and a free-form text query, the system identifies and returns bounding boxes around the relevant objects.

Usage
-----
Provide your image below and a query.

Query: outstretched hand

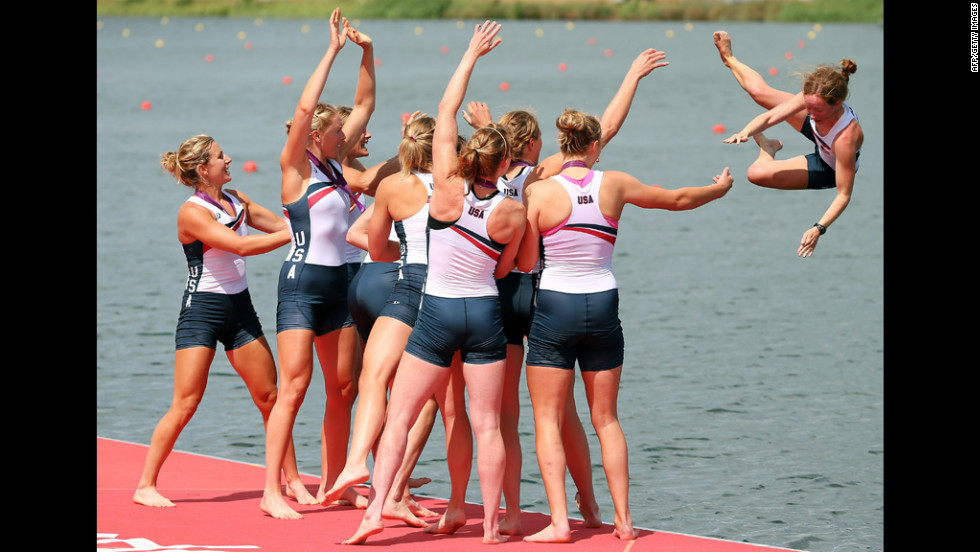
[344,17,372,48]
[462,101,492,129]
[628,48,669,79]
[328,8,347,52]
[797,227,821,257]
[722,133,750,144]
[401,110,428,137]
[713,166,734,191]
[467,20,502,57]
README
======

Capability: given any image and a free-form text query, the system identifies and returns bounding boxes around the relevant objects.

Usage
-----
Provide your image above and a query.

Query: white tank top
[394,171,434,267]
[498,163,540,274]
[538,170,619,294]
[282,157,352,268]
[183,192,249,295]
[424,185,509,298]
[809,101,861,172]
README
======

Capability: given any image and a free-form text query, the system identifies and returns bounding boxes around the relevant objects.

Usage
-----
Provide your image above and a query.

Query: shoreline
[96,0,884,23]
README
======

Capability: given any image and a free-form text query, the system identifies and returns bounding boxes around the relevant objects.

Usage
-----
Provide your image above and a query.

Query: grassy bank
[95,0,885,23]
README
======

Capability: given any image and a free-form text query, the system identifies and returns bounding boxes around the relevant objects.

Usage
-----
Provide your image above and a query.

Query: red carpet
[97,437,799,551]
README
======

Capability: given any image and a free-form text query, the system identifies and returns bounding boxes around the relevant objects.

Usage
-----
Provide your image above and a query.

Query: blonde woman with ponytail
[345,21,525,546]
[134,135,295,509]
[326,115,472,530]
[714,31,864,257]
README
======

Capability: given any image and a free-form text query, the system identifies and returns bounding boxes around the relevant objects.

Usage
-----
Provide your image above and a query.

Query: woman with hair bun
[326,114,472,530]
[713,31,864,257]
[344,20,525,546]
[518,108,733,543]
[133,134,296,509]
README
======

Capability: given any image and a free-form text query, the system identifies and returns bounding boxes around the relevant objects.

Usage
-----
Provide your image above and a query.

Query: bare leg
[425,355,473,535]
[461,359,508,544]
[562,389,601,527]
[382,397,439,526]
[133,346,214,508]
[315,329,360,507]
[523,365,575,543]
[260,330,315,519]
[498,343,525,535]
[713,30,807,131]
[322,317,413,505]
[745,135,810,190]
[343,353,449,545]
[582,367,636,540]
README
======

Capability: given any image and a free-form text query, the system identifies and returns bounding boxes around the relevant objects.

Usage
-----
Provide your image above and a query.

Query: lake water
[97,16,884,552]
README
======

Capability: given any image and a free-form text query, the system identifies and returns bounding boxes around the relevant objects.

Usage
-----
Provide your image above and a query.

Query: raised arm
[723,92,806,144]
[280,8,345,202]
[336,19,376,163]
[599,48,669,147]
[797,121,863,257]
[431,20,502,221]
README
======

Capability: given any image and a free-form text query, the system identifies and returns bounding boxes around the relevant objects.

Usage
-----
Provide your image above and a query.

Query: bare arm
[489,200,526,279]
[281,8,345,204]
[516,184,544,273]
[612,167,733,216]
[344,155,401,196]
[177,202,290,257]
[337,19,376,163]
[797,122,863,257]
[226,189,287,234]
[600,48,669,147]
[431,21,503,222]
[723,92,806,144]
[365,180,403,262]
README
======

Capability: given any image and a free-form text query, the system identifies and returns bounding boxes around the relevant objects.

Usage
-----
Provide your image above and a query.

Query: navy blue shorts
[404,294,507,368]
[347,261,400,341]
[496,271,539,345]
[276,263,350,336]
[175,289,264,351]
[799,116,838,190]
[526,288,624,372]
[378,263,427,328]
[342,262,362,328]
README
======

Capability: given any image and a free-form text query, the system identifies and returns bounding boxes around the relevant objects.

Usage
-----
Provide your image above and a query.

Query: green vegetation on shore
[96,0,884,23]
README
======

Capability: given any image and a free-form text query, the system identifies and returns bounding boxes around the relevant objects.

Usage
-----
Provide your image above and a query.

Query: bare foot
[382,497,429,528]
[285,479,318,505]
[483,529,506,544]
[613,523,638,540]
[406,496,439,518]
[713,30,735,66]
[342,517,385,545]
[523,523,571,543]
[342,486,369,509]
[424,509,468,534]
[408,476,431,489]
[260,491,303,520]
[133,487,175,508]
[320,466,371,506]
[575,491,602,528]
[499,515,522,536]
[755,133,783,156]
